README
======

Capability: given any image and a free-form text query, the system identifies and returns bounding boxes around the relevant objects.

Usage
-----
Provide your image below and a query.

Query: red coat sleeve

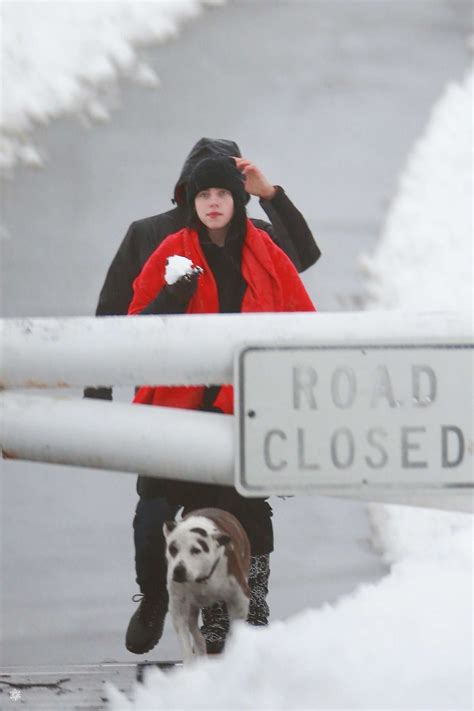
[128,235,181,315]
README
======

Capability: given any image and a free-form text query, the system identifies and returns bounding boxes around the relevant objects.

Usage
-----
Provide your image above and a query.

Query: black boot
[201,554,271,654]
[125,591,168,654]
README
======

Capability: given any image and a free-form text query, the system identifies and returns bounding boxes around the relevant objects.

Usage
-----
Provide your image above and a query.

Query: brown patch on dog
[184,508,251,597]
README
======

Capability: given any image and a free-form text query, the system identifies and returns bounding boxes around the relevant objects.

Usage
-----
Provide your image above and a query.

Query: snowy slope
[0,0,223,171]
[107,506,472,710]
[361,67,473,311]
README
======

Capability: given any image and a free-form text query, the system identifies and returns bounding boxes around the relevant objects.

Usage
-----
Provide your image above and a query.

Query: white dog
[163,507,251,664]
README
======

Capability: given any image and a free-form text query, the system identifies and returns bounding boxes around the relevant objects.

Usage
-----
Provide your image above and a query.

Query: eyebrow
[190,528,208,537]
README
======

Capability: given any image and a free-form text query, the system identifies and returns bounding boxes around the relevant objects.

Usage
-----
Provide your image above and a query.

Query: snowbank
[0,0,223,172]
[361,66,473,311]
[107,505,472,710]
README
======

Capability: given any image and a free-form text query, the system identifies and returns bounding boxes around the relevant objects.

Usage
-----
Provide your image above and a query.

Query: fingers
[169,269,200,304]
[233,156,273,198]
[183,265,203,283]
[182,271,199,284]
[234,157,259,175]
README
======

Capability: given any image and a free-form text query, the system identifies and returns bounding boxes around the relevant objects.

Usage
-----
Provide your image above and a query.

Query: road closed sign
[235,344,473,496]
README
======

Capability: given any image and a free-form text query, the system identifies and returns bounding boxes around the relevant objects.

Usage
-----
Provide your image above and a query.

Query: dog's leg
[188,605,206,656]
[222,591,250,650]
[227,587,250,622]
[169,593,195,665]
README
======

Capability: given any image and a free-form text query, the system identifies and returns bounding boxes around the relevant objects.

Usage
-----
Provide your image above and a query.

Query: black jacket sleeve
[258,186,321,273]
[84,221,147,400]
[95,221,143,317]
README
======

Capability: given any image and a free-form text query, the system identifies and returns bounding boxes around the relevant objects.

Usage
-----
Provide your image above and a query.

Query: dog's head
[163,516,231,584]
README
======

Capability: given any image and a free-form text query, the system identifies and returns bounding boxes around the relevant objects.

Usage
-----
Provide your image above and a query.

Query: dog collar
[195,557,220,584]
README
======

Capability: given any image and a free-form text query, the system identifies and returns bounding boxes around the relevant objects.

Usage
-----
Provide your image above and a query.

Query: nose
[173,563,187,583]
[209,189,220,206]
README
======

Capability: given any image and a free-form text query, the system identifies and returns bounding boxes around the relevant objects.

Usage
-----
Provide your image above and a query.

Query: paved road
[1,0,471,666]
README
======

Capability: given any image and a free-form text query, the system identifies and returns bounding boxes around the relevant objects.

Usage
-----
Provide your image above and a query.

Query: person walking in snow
[126,155,316,655]
[84,137,321,656]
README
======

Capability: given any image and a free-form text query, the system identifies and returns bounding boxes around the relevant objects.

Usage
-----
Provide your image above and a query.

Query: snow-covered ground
[0,0,223,172]
[107,506,473,710]
[1,2,472,709]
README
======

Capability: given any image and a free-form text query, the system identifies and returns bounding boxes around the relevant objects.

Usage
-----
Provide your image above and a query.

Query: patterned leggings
[200,554,270,644]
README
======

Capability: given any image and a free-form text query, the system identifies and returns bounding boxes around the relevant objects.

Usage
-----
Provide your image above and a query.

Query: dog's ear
[163,521,177,537]
[214,533,231,547]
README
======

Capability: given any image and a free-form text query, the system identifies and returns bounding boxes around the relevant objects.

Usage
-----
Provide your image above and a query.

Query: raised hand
[234,157,276,200]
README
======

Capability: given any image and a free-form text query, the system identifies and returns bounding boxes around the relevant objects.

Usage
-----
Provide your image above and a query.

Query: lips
[207,212,222,218]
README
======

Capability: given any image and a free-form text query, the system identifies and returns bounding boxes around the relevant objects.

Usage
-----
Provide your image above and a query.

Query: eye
[197,190,210,199]
[169,543,178,558]
[218,189,231,198]
[190,547,202,555]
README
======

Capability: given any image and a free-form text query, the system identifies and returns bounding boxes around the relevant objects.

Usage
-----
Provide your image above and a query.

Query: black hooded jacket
[85,138,321,400]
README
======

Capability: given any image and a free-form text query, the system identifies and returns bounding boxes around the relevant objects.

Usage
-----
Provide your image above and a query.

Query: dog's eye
[190,547,202,555]
[169,544,178,558]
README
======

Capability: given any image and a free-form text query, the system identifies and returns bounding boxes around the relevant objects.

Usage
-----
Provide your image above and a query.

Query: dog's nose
[173,563,187,583]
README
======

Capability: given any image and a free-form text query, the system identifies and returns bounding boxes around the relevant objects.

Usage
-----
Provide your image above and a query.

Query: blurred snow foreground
[361,66,473,311]
[0,0,224,172]
[107,506,473,710]
[107,68,474,711]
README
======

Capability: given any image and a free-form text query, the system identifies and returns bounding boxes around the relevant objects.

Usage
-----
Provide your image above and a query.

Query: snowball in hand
[164,255,203,285]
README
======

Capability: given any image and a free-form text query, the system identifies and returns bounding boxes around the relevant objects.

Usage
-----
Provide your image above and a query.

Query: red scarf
[129,219,316,413]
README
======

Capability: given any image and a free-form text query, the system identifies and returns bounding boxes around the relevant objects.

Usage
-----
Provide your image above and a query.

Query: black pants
[133,497,180,598]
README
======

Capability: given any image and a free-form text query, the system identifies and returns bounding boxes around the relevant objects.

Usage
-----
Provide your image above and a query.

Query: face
[163,517,227,584]
[194,187,234,231]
